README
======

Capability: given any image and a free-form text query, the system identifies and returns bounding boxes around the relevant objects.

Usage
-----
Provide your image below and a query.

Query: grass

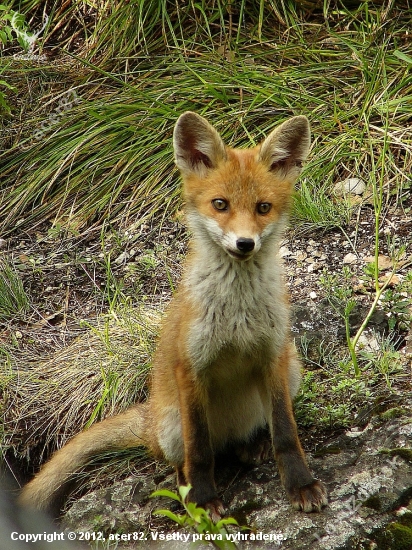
[0,2,411,233]
[295,333,406,431]
[2,305,158,466]
[0,257,29,321]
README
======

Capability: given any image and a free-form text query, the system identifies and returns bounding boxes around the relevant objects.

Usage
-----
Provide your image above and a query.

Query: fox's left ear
[259,116,311,180]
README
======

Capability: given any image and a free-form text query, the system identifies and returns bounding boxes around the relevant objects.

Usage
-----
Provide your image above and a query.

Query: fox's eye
[212,199,228,211]
[257,202,271,214]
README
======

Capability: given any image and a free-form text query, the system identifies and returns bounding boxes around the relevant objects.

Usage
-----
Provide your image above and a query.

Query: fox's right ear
[173,112,227,177]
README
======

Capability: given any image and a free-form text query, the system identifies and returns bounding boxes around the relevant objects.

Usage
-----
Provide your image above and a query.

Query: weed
[358,333,404,388]
[295,337,402,431]
[0,257,29,321]
[152,485,241,549]
[99,227,126,310]
[0,5,31,50]
[2,305,157,465]
[379,288,412,332]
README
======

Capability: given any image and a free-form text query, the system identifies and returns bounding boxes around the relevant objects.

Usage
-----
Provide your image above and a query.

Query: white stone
[334,178,366,196]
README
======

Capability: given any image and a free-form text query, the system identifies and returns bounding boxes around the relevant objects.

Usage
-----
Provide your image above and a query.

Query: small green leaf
[150,489,182,502]
[178,484,191,502]
[216,517,239,528]
[153,509,186,525]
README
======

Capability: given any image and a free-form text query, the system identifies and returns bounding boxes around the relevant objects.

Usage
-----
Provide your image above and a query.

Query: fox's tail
[18,402,149,514]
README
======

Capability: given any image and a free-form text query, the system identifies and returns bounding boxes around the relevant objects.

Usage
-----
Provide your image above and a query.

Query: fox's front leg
[271,360,328,512]
[175,363,225,521]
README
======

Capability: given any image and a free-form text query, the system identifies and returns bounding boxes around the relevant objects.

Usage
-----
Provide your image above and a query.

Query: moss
[387,523,412,548]
[379,407,408,421]
[232,499,262,526]
[373,521,412,550]
[362,495,381,511]
[380,448,412,463]
[313,445,342,457]
[397,512,412,528]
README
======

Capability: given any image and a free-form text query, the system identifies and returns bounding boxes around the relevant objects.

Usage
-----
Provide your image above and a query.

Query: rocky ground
[63,407,412,549]
[1,193,412,549]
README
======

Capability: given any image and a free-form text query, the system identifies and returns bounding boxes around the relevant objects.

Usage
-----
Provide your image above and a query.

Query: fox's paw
[288,479,328,513]
[236,439,271,465]
[205,498,225,523]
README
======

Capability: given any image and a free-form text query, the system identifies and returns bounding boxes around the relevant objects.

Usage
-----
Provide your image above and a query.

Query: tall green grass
[0,258,29,321]
[1,2,411,233]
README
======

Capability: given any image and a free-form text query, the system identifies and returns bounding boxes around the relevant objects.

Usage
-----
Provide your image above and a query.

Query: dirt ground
[2,197,411,357]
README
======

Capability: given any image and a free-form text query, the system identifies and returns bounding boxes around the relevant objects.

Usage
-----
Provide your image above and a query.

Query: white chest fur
[184,244,289,373]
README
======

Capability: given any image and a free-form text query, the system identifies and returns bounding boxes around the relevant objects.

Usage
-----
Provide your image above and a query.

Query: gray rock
[61,412,412,549]
[290,301,390,351]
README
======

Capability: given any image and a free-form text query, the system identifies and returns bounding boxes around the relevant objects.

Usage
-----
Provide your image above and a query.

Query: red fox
[19,112,327,520]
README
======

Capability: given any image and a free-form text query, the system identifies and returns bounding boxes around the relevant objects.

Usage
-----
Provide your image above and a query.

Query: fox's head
[173,112,310,261]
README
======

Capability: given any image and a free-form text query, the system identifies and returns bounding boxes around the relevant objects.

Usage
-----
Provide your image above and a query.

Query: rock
[63,474,162,534]
[346,304,389,339]
[290,301,391,359]
[114,251,130,264]
[291,300,346,349]
[279,246,292,258]
[343,252,357,265]
[355,330,381,352]
[364,254,393,271]
[379,273,401,287]
[295,251,308,262]
[333,178,366,196]
[60,412,412,550]
[307,263,320,273]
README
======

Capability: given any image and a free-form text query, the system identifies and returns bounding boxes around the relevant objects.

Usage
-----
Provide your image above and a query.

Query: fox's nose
[236,238,255,253]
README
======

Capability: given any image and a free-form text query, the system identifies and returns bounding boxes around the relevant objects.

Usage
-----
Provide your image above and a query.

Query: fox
[19,111,328,520]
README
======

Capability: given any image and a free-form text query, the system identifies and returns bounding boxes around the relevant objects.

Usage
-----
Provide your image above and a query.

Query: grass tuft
[2,305,160,467]
[0,257,29,321]
[0,2,411,233]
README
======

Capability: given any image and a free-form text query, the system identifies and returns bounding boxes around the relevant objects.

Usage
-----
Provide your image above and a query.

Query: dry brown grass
[2,305,160,468]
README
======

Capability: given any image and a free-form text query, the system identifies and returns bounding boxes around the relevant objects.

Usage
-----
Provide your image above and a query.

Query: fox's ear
[259,116,311,180]
[173,112,227,177]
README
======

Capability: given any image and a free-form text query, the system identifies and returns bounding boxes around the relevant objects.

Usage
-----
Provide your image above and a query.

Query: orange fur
[19,112,327,518]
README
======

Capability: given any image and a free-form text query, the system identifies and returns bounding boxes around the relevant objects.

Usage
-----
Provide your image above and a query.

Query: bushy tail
[18,403,149,514]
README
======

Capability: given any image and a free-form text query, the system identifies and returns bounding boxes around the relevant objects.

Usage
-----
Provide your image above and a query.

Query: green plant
[358,333,404,388]
[0,4,32,50]
[1,2,411,233]
[379,288,412,332]
[2,304,155,464]
[152,485,241,549]
[0,257,29,321]
[99,226,126,310]
[0,63,15,114]
[0,5,25,114]
[294,342,405,432]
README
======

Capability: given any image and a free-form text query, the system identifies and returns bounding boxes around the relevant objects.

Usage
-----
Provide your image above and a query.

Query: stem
[350,103,390,374]
[345,314,360,377]
[351,273,393,352]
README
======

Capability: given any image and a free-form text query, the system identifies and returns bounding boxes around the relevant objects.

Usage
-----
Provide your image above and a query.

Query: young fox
[19,112,327,519]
